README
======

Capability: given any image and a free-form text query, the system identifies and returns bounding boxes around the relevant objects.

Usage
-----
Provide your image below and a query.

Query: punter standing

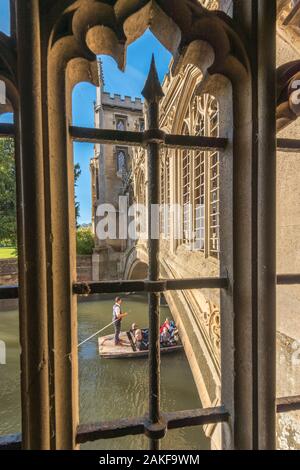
[112,296,127,345]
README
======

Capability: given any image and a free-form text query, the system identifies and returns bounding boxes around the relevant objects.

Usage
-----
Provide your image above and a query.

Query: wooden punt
[98,331,183,359]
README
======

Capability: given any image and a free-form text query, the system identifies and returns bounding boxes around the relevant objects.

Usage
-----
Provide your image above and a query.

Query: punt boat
[98,329,183,359]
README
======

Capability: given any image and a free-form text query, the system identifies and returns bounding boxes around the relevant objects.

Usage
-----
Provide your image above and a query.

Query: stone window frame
[114,114,128,131]
[139,118,145,132]
[115,145,128,175]
[180,93,220,258]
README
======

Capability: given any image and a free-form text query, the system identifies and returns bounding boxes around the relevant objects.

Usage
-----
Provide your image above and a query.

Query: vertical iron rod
[257,0,277,449]
[142,56,164,451]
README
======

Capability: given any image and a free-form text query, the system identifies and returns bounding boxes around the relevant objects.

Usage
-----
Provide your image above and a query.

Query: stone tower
[90,59,144,280]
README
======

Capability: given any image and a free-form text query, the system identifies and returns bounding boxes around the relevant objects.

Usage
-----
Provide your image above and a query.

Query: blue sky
[0,1,172,224]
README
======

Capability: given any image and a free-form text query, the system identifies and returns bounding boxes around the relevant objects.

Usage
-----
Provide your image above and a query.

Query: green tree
[76,226,94,255]
[0,139,82,245]
[0,138,16,247]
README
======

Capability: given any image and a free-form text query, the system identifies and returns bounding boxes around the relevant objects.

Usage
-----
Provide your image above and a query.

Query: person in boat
[168,320,178,343]
[160,326,171,347]
[134,329,148,351]
[112,296,128,346]
[169,320,176,333]
[160,317,170,334]
[130,323,138,336]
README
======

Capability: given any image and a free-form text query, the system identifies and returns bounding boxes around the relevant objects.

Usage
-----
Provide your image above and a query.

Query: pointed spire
[142,54,164,103]
[97,58,105,88]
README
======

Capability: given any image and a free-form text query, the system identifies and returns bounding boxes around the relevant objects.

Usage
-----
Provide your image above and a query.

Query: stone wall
[0,259,18,285]
[0,256,93,285]
[76,255,93,282]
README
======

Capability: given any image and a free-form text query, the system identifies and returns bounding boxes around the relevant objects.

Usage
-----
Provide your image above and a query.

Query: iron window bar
[76,397,300,443]
[4,274,300,301]
[73,277,229,296]
[277,138,300,152]
[276,395,300,413]
[0,285,19,299]
[1,396,300,450]
[3,122,300,153]
[277,274,300,285]
[69,125,227,152]
[76,406,230,444]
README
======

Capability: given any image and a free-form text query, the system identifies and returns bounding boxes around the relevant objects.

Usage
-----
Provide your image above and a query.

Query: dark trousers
[114,321,121,345]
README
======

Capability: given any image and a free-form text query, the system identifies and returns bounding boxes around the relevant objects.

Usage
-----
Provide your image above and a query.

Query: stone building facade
[90,61,144,280]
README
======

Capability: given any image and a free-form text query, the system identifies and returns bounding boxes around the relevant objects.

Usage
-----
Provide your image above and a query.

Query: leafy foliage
[0,139,82,247]
[0,138,16,247]
[76,226,94,255]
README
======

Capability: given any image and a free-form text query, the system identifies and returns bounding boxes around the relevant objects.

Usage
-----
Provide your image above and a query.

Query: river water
[0,293,209,450]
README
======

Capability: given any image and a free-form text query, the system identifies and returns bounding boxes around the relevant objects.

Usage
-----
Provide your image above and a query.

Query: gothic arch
[123,244,149,280]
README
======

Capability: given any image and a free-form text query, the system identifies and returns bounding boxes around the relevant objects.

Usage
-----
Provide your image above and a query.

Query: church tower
[90,58,144,280]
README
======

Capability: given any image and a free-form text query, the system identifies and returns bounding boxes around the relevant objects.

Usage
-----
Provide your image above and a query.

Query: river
[0,293,209,450]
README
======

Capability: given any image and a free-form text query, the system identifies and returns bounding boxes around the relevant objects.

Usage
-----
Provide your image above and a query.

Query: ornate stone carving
[199,0,219,10]
[208,302,221,352]
[165,105,176,132]
[202,299,221,354]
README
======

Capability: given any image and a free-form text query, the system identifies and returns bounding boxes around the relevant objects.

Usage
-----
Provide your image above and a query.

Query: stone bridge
[120,241,223,448]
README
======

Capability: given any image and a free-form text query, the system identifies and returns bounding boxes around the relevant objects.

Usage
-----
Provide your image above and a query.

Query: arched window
[181,93,220,257]
[116,147,127,173]
[181,121,192,243]
[116,118,126,131]
[194,96,206,252]
[207,96,220,256]
[160,149,170,239]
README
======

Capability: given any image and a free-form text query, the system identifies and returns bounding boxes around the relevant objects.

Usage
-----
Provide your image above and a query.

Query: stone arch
[123,245,149,280]
[128,260,148,280]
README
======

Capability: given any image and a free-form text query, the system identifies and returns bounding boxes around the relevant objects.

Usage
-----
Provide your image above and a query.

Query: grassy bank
[0,248,16,259]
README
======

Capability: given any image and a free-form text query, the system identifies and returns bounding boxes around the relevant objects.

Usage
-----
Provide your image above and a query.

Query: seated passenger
[169,320,176,335]
[160,326,171,346]
[173,330,179,343]
[135,329,148,351]
[130,323,138,336]
[160,318,170,334]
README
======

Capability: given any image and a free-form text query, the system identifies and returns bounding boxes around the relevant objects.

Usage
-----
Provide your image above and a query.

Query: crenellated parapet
[101,92,143,110]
